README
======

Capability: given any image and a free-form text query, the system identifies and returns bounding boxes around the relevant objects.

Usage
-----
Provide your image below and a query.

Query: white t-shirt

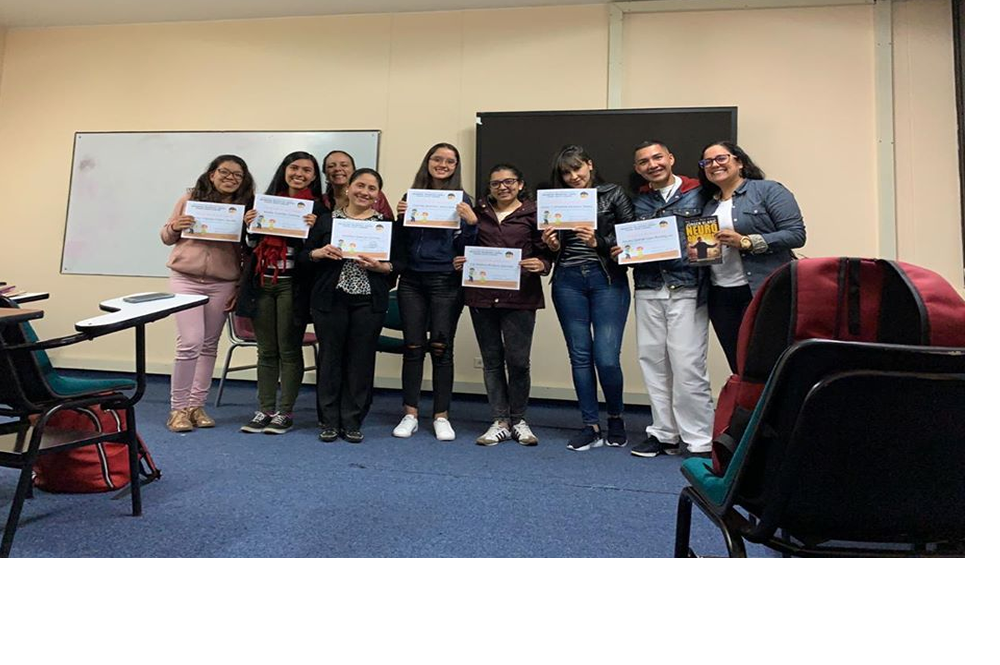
[710,198,749,288]
[658,177,683,205]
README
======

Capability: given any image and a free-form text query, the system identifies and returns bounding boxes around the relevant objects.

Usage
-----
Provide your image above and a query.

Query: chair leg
[1,467,35,558]
[674,488,694,558]
[215,343,238,408]
[124,405,142,517]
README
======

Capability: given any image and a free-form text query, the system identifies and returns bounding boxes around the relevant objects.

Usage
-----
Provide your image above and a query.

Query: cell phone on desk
[123,292,175,304]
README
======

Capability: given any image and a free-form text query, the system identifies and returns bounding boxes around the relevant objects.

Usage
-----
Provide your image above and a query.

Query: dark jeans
[708,284,753,373]
[312,293,386,431]
[252,278,305,414]
[397,270,464,414]
[551,264,631,425]
[469,307,536,423]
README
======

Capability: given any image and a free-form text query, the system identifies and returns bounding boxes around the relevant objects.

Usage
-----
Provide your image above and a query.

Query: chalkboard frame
[475,106,737,201]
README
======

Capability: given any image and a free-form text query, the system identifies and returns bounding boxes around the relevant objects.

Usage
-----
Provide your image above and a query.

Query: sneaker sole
[567,439,605,452]
[476,439,504,446]
[517,439,538,446]
[392,426,418,438]
[630,449,661,458]
[263,428,290,435]
[605,440,627,447]
[240,426,266,433]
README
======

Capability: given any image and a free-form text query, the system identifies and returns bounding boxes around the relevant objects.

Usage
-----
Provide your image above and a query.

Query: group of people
[160,139,805,457]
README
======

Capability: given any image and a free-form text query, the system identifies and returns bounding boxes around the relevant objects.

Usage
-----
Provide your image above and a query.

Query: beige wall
[0,1,961,402]
[893,0,963,288]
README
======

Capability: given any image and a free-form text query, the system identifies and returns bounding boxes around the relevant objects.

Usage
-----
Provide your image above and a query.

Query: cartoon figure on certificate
[410,208,418,222]
[542,210,550,226]
[228,207,237,214]
[635,246,644,258]
[253,215,263,229]
[468,268,476,283]
[554,213,563,225]
[268,219,276,229]
[200,224,208,234]
[447,193,456,202]
[337,239,345,249]
[296,202,306,210]
[349,242,357,253]
[421,212,429,222]
[623,245,632,260]
[479,271,487,282]
[375,224,385,232]
[504,251,514,259]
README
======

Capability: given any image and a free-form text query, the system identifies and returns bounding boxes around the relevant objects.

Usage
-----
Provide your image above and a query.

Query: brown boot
[167,409,194,432]
[187,406,216,428]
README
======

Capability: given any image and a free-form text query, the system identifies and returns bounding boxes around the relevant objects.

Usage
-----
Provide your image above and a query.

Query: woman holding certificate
[697,141,806,372]
[391,143,478,442]
[541,145,635,452]
[321,149,394,218]
[161,155,256,433]
[454,164,551,447]
[236,151,327,435]
[305,169,403,443]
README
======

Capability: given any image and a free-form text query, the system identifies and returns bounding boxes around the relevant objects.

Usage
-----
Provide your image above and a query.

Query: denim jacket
[631,175,709,301]
[701,178,806,293]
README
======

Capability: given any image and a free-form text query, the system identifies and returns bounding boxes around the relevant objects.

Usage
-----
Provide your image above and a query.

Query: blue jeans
[551,263,631,425]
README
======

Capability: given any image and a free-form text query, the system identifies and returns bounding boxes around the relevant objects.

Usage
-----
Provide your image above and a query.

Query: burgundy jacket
[464,199,553,310]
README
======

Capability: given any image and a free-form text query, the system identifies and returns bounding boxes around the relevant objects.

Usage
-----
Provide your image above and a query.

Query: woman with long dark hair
[455,163,551,446]
[391,142,478,442]
[161,155,256,432]
[697,141,806,372]
[236,151,328,435]
[541,145,635,452]
[305,168,405,443]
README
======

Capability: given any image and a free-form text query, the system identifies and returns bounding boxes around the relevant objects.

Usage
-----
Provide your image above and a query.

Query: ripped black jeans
[397,270,465,414]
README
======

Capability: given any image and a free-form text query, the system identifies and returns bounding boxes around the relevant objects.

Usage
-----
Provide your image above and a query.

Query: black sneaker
[606,416,628,447]
[240,411,271,433]
[631,435,681,458]
[343,428,364,444]
[319,428,339,443]
[566,426,603,452]
[263,413,293,435]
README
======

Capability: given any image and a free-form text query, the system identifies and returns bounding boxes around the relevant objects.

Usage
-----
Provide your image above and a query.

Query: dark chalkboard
[475,107,737,200]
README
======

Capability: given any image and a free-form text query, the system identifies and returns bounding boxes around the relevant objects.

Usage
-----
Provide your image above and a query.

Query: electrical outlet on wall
[473,357,483,368]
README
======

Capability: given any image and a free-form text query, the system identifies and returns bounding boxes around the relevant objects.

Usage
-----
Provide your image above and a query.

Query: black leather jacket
[551,182,635,282]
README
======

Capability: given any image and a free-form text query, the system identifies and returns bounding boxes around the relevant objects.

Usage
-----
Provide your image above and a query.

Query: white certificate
[331,218,392,261]
[462,246,522,291]
[536,188,598,230]
[181,201,245,243]
[615,216,683,265]
[404,189,463,228]
[248,194,314,239]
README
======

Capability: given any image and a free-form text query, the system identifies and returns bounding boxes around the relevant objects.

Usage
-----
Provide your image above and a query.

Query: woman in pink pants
[160,155,256,432]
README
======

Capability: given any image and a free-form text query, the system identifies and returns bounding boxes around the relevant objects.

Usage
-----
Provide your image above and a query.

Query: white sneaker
[392,414,419,438]
[512,420,538,446]
[476,420,511,446]
[433,417,456,441]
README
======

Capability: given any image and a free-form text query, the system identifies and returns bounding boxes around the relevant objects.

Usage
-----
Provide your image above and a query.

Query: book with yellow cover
[685,216,722,265]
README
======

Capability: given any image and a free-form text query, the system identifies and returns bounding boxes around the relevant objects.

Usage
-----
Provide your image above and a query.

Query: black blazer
[302,211,407,315]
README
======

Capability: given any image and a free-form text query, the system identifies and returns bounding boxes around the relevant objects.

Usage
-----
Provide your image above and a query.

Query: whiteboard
[61,130,381,277]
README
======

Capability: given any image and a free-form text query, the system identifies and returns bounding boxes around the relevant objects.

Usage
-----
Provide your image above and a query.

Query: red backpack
[712,257,965,475]
[33,405,160,493]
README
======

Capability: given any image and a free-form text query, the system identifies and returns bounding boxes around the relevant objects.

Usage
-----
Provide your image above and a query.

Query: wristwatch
[739,235,752,251]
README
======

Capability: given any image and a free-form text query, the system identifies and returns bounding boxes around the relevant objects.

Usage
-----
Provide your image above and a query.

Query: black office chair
[674,339,965,558]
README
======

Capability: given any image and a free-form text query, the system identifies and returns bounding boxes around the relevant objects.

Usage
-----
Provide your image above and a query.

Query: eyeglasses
[429,156,458,166]
[698,154,732,169]
[488,178,520,190]
[215,167,245,181]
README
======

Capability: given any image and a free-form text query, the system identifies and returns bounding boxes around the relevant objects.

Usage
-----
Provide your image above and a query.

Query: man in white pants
[624,141,714,457]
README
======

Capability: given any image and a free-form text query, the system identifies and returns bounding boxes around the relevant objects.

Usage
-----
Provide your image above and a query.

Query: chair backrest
[383,289,403,332]
[230,312,256,342]
[0,300,55,411]
[733,339,964,547]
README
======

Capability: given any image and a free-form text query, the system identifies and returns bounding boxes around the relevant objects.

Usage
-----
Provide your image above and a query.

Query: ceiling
[0,0,615,28]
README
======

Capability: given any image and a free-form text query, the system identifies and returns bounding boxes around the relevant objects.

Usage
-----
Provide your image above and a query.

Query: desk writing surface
[10,293,49,304]
[0,308,43,326]
[75,293,207,333]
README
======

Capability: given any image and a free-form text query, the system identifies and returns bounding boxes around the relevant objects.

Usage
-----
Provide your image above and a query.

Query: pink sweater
[161,193,243,282]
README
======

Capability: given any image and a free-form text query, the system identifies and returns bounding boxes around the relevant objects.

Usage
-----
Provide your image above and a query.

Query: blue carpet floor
[2,374,775,557]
